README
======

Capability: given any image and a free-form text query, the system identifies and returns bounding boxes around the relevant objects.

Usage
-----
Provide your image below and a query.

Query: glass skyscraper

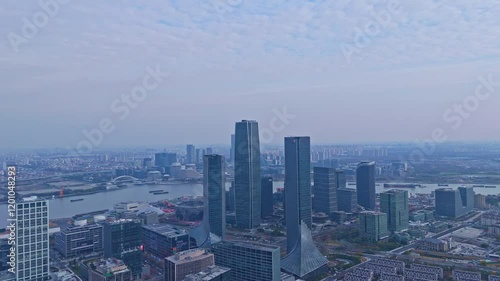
[186,144,196,164]
[261,176,274,218]
[380,189,409,232]
[203,154,226,238]
[16,198,50,281]
[234,120,261,229]
[435,187,474,218]
[284,136,312,252]
[312,167,338,216]
[356,161,376,210]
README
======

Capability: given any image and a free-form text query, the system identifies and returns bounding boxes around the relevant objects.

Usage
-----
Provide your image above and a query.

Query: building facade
[359,211,389,241]
[435,187,474,218]
[102,219,143,279]
[335,169,347,189]
[380,189,409,232]
[261,176,274,218]
[234,120,261,229]
[15,198,50,281]
[88,258,132,281]
[356,161,376,210]
[313,167,338,216]
[186,145,196,164]
[55,224,103,258]
[184,265,231,281]
[337,188,357,212]
[164,249,215,281]
[211,241,281,281]
[142,224,190,259]
[203,154,226,238]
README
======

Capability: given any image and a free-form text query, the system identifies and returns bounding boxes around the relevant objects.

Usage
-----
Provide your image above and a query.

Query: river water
[0,181,498,228]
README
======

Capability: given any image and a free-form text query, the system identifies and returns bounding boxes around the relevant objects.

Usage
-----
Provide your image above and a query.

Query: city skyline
[2,1,500,149]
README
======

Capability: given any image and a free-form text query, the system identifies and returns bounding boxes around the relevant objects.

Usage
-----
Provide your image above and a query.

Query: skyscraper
[261,176,274,218]
[234,120,261,229]
[282,137,328,280]
[335,169,347,189]
[102,219,143,279]
[359,211,389,241]
[337,188,358,212]
[380,189,409,232]
[155,152,177,173]
[15,198,50,281]
[356,161,376,210]
[285,136,312,251]
[435,187,474,218]
[203,154,226,238]
[312,167,337,216]
[230,134,235,163]
[187,144,196,164]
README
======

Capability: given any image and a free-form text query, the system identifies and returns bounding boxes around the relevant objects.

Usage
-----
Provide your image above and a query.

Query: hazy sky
[1,0,500,150]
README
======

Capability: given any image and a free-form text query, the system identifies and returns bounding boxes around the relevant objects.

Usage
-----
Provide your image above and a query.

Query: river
[0,181,499,228]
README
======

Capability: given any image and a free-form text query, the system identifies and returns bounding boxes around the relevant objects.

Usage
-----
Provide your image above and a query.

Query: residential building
[234,120,261,229]
[453,270,481,281]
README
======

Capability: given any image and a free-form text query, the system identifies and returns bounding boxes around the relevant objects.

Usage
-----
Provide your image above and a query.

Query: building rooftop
[92,258,130,275]
[184,265,231,281]
[166,249,213,264]
[142,224,187,238]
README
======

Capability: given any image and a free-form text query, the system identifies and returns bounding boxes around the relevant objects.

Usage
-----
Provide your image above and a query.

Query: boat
[438,184,449,186]
[473,185,484,187]
[384,183,418,188]
[485,185,496,188]
[152,191,170,195]
[70,198,84,202]
[149,190,163,193]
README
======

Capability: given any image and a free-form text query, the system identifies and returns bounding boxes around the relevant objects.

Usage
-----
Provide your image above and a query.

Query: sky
[1,0,500,150]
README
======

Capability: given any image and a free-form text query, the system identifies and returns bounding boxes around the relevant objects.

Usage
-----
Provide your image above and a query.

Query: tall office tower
[282,137,328,280]
[203,155,226,238]
[155,152,177,169]
[356,161,376,210]
[261,176,274,218]
[359,211,389,241]
[142,224,190,259]
[380,190,409,232]
[337,188,358,212]
[284,136,312,251]
[102,219,143,279]
[226,181,235,212]
[206,147,213,155]
[195,149,201,165]
[143,157,153,169]
[335,169,347,189]
[312,167,338,216]
[234,120,261,229]
[55,224,104,258]
[187,144,196,164]
[211,241,281,281]
[435,187,474,218]
[164,249,215,281]
[230,134,235,163]
[15,198,50,281]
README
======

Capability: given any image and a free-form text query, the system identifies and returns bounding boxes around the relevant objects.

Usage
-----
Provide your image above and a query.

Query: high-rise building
[15,198,50,281]
[356,161,376,210]
[335,169,347,189]
[226,181,235,212]
[337,188,357,212]
[234,120,261,229]
[138,211,159,225]
[184,265,232,281]
[102,219,143,279]
[187,144,196,164]
[284,136,312,251]
[155,152,177,172]
[313,167,337,216]
[164,249,215,281]
[142,224,190,259]
[359,211,389,241]
[55,224,103,258]
[474,194,487,209]
[435,187,474,218]
[230,134,235,163]
[261,176,274,218]
[206,147,213,155]
[196,149,201,165]
[380,190,409,232]
[211,241,281,281]
[282,137,328,280]
[143,157,153,169]
[203,155,226,238]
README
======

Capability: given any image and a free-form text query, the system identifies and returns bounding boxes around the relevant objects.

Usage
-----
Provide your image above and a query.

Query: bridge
[110,176,140,184]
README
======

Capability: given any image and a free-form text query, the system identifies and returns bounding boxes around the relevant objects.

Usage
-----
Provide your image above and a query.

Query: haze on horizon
[1,0,500,150]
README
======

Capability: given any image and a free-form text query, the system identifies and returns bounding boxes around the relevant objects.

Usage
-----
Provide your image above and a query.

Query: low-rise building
[380,272,404,281]
[344,273,372,281]
[164,249,215,281]
[416,237,449,252]
[453,270,481,281]
[88,258,132,281]
[410,264,443,279]
[183,265,231,281]
[404,269,438,281]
